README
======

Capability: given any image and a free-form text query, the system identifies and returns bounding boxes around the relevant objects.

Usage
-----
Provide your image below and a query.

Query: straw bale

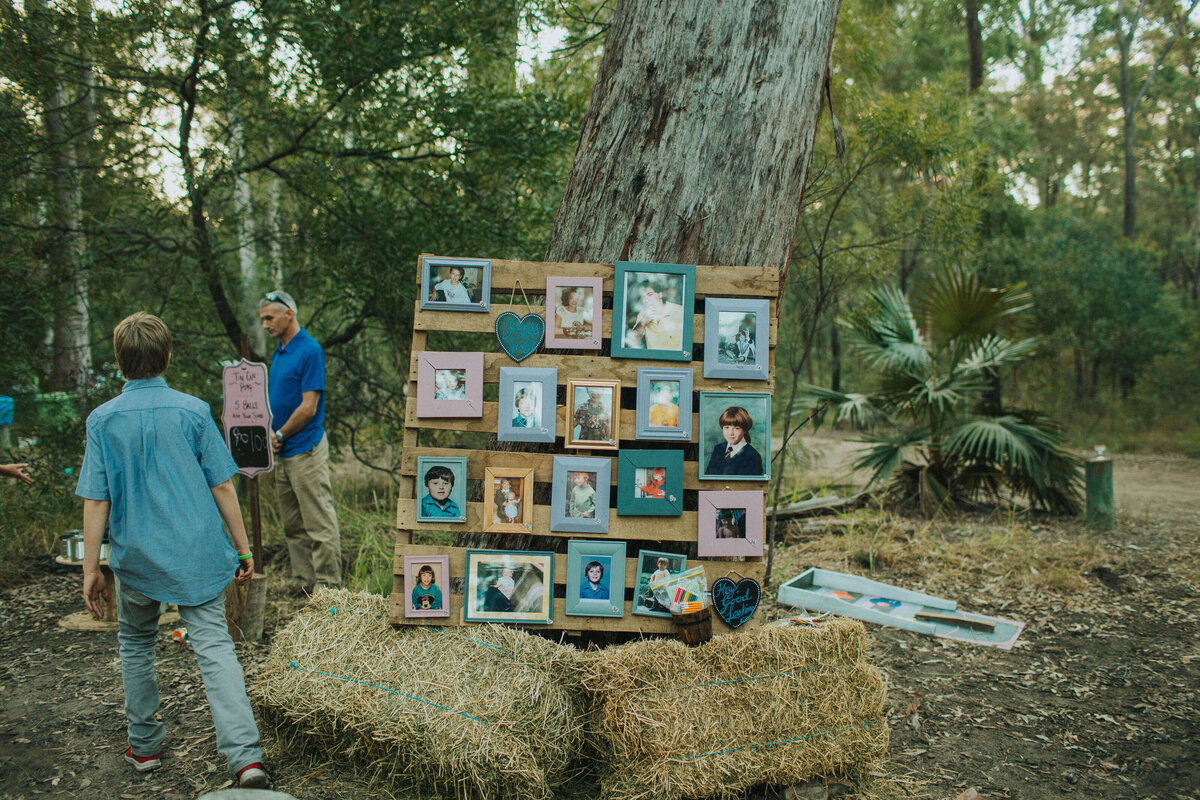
[578,619,889,800]
[255,589,585,800]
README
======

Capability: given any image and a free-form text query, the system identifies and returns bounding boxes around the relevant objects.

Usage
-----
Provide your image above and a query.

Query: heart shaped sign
[495,312,545,362]
[710,577,761,629]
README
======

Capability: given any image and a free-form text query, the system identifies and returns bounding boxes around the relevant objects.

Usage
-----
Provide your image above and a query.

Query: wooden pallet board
[391,255,778,636]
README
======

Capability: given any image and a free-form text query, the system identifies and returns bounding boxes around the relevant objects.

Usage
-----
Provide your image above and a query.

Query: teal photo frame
[616,449,684,516]
[611,261,696,361]
[565,539,626,617]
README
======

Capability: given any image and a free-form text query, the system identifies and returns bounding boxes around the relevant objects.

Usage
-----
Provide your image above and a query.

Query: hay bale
[255,589,584,800]
[579,619,889,800]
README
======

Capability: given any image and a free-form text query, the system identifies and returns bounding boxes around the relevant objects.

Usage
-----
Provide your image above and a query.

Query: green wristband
[238,552,253,561]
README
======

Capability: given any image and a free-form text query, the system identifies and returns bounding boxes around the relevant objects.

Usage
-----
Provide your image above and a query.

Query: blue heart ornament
[494,312,545,362]
[710,577,761,629]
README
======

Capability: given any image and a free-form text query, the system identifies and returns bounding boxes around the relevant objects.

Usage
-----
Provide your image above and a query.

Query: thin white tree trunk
[232,116,266,356]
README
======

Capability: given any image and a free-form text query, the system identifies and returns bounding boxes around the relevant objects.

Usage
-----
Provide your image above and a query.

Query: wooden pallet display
[391,256,779,636]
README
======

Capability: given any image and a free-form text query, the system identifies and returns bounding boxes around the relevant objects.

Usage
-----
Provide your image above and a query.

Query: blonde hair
[114,312,171,379]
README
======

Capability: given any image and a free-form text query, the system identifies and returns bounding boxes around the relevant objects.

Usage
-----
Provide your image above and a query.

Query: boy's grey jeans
[116,581,262,776]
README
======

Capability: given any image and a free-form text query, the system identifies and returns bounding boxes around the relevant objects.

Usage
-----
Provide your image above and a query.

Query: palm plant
[803,267,1082,515]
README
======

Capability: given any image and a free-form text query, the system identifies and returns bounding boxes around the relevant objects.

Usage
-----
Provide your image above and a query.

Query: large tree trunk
[1118,30,1136,237]
[964,0,984,93]
[546,0,842,269]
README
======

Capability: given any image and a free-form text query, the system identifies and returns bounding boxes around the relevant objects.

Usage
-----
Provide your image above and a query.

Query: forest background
[1,0,1197,582]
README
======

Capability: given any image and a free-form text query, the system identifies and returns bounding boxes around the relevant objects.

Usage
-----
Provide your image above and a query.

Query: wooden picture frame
[698,391,772,481]
[416,351,484,418]
[403,555,451,618]
[616,449,684,516]
[703,298,770,380]
[484,466,535,533]
[632,549,689,618]
[545,276,603,350]
[634,367,693,441]
[419,255,491,313]
[464,550,554,625]
[497,367,557,443]
[566,378,620,450]
[550,455,612,533]
[697,490,765,557]
[565,539,626,617]
[611,261,695,361]
[415,457,467,523]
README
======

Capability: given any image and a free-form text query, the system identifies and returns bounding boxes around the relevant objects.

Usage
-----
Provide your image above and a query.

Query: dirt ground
[1,445,1197,800]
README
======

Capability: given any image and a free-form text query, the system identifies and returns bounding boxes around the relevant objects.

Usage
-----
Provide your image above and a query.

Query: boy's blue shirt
[75,377,239,606]
[420,494,461,518]
[268,327,326,457]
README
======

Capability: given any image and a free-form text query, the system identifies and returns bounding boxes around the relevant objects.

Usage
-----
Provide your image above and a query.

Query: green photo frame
[616,449,684,516]
[611,261,696,361]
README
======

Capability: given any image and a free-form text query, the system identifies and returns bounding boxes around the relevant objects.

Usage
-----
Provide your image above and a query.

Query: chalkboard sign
[222,359,274,477]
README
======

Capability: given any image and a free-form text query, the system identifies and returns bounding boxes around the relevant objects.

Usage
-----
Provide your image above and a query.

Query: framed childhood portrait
[565,539,626,618]
[415,457,467,523]
[550,455,612,533]
[611,261,695,361]
[632,549,689,618]
[697,491,765,558]
[703,298,770,380]
[418,255,491,313]
[634,367,693,441]
[498,367,557,443]
[698,391,771,481]
[566,378,620,450]
[464,550,554,625]
[616,449,684,516]
[484,466,535,533]
[545,277,602,350]
[403,555,451,618]
[416,351,484,418]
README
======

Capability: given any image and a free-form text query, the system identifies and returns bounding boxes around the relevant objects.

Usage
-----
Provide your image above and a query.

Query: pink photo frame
[545,277,603,350]
[416,351,484,418]
[403,555,451,618]
[697,491,765,558]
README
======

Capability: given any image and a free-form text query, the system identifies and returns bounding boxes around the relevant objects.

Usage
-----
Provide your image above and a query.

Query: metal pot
[61,531,85,561]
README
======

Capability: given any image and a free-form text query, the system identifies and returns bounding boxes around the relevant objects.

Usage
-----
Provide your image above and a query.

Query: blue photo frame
[415,457,468,523]
[498,367,557,443]
[565,539,627,617]
[703,298,770,380]
[611,262,696,361]
[698,391,771,481]
[419,255,491,313]
[550,455,612,533]
[635,367,693,441]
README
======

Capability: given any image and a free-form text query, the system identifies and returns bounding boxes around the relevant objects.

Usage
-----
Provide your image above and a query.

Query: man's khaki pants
[276,433,341,589]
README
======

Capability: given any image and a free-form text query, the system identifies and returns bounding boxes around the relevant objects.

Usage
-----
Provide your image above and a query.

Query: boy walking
[76,312,270,789]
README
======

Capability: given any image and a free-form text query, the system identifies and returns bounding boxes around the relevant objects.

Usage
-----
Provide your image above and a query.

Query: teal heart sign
[711,577,760,628]
[495,312,545,362]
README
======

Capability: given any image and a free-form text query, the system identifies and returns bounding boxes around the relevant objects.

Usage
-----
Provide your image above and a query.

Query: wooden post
[229,335,269,642]
[1085,455,1115,531]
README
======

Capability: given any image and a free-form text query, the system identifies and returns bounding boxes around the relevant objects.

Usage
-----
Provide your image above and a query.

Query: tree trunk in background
[1118,28,1136,237]
[546,0,842,269]
[964,0,984,93]
[829,318,841,393]
[232,117,267,357]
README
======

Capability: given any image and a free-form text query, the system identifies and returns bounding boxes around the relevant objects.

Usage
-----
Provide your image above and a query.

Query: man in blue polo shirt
[259,290,342,593]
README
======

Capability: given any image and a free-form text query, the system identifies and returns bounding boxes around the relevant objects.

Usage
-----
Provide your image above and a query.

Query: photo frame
[416,351,484,418]
[703,298,770,380]
[698,391,772,481]
[632,549,689,618]
[634,367,693,441]
[697,491,765,557]
[484,466,535,533]
[565,539,627,617]
[419,255,491,313]
[464,550,554,625]
[566,378,621,450]
[498,367,557,443]
[545,276,603,350]
[616,449,684,516]
[550,455,612,533]
[403,555,451,618]
[415,457,467,523]
[611,261,695,361]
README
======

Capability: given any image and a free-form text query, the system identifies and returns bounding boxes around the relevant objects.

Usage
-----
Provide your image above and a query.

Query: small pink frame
[697,491,765,558]
[403,555,451,618]
[545,277,603,350]
[416,351,484,418]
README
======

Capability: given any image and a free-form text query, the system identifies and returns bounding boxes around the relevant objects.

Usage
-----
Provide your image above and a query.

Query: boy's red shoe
[236,762,271,789]
[124,746,161,773]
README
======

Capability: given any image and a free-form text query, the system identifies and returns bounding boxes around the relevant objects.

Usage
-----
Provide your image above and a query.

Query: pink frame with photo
[544,277,603,350]
[403,555,451,618]
[416,351,484,418]
[697,490,765,557]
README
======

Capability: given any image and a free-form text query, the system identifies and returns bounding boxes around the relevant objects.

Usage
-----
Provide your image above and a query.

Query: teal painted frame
[565,539,627,617]
[616,449,684,516]
[611,261,696,361]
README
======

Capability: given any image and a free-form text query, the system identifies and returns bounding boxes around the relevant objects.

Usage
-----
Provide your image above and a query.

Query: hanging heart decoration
[710,576,761,629]
[495,312,545,362]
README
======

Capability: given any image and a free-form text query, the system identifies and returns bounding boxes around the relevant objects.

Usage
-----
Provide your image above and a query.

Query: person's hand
[0,463,33,485]
[236,557,254,585]
[83,569,109,619]
[270,434,282,454]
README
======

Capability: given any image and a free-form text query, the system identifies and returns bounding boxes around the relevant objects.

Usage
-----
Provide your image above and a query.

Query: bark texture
[546,0,842,269]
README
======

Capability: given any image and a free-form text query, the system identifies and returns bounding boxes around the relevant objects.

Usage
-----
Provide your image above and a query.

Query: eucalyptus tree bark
[965,0,984,93]
[232,117,267,357]
[546,0,842,270]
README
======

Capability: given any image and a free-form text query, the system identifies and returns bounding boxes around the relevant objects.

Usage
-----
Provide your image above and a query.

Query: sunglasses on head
[264,292,296,312]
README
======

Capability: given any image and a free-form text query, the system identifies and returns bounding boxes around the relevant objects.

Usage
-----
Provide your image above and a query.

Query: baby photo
[493,475,524,524]
[434,369,466,400]
[464,551,554,624]
[566,471,597,518]
[554,285,595,340]
[717,311,757,365]
[415,457,467,523]
[484,467,534,533]
[634,466,668,500]
[511,382,542,430]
